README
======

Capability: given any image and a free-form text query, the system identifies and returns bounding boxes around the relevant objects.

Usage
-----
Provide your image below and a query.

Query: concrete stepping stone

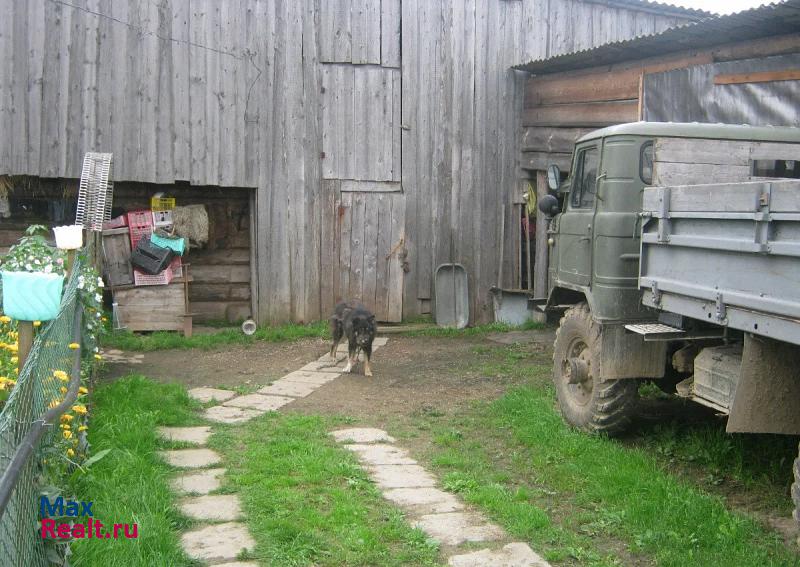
[383,487,465,514]
[448,542,551,567]
[160,448,221,469]
[223,393,294,411]
[157,426,212,445]
[283,369,340,384]
[180,494,242,521]
[301,360,346,373]
[204,405,262,424]
[188,387,236,403]
[331,427,396,444]
[172,468,225,495]
[258,380,319,398]
[373,337,389,346]
[414,512,505,546]
[368,464,438,489]
[344,443,417,465]
[181,522,255,562]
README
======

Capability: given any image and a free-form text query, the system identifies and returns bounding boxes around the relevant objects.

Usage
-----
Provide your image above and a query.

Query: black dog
[330,300,376,376]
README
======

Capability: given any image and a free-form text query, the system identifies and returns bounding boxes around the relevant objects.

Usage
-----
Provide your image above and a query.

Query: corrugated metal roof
[515,0,800,75]
[581,0,712,20]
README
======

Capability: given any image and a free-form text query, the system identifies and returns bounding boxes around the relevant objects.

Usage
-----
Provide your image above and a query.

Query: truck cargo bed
[639,180,800,346]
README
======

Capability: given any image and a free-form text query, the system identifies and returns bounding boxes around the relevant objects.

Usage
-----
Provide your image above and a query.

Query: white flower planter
[53,225,83,250]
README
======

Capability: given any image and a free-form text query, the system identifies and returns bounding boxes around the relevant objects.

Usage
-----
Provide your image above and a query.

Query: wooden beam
[521,151,572,172]
[521,127,594,153]
[714,69,800,85]
[522,100,638,128]
[525,68,640,106]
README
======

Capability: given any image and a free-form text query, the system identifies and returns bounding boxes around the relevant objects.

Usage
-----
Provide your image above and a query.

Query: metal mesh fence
[0,257,89,567]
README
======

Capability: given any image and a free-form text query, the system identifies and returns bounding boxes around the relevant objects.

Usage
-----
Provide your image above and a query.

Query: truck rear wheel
[552,303,637,435]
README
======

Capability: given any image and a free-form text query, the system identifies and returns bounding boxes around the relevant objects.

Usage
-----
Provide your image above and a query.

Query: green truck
[535,122,800,526]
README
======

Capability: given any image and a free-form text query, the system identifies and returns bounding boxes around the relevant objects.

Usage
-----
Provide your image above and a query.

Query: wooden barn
[0,0,704,324]
[515,0,800,304]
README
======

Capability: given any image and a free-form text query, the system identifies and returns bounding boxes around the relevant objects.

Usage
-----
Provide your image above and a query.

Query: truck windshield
[571,147,599,209]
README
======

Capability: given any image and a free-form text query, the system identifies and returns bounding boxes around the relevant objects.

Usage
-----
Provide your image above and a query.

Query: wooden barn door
[317,0,404,322]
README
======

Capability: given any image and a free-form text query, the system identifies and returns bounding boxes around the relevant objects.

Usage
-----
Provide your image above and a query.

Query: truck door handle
[579,237,590,242]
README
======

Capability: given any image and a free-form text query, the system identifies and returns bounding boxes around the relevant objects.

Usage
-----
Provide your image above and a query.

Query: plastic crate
[151,197,176,211]
[127,210,154,248]
[133,266,175,286]
[103,214,127,230]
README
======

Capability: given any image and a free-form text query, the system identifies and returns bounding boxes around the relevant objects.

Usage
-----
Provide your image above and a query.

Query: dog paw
[365,370,373,377]
[343,364,353,373]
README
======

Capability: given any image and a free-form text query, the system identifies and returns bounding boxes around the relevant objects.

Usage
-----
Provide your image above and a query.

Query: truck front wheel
[552,303,637,435]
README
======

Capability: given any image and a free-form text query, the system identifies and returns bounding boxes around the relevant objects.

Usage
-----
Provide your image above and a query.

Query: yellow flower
[59,387,67,394]
[93,354,102,361]
[10,356,18,365]
[62,430,72,439]
[78,386,88,395]
[59,424,70,430]
[33,321,41,328]
[78,425,88,432]
[7,343,17,353]
[0,315,10,324]
[71,405,87,415]
[60,413,74,422]
[68,343,80,350]
[66,448,75,457]
[101,317,108,323]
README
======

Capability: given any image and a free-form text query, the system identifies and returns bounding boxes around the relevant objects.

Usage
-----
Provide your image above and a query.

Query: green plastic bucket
[1,271,65,321]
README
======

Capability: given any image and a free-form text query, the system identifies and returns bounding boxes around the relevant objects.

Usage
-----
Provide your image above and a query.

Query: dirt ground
[101,329,799,550]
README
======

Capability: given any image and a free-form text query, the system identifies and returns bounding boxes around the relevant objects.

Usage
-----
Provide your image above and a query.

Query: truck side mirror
[538,194,560,218]
[547,165,561,191]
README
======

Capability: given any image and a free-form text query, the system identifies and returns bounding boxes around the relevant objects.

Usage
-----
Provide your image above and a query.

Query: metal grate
[624,322,684,335]
[75,153,114,231]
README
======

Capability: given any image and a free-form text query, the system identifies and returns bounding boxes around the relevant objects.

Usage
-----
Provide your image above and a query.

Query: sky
[666,0,770,15]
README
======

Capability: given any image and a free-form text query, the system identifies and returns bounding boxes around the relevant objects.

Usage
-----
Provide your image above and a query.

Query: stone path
[331,427,551,567]
[158,339,388,565]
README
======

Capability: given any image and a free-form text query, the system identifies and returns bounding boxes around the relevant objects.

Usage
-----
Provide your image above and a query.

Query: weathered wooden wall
[0,0,691,324]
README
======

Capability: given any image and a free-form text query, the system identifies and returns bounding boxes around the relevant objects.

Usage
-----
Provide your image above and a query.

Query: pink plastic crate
[127,210,154,249]
[133,266,175,286]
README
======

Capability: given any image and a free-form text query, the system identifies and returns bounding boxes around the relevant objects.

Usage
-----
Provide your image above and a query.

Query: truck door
[557,145,599,287]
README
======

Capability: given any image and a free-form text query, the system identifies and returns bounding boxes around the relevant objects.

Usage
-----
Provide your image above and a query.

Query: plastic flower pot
[1,271,65,321]
[53,225,83,250]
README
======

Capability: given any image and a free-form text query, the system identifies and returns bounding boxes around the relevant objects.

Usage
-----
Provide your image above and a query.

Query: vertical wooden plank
[400,0,418,317]
[348,192,366,300]
[172,0,191,180]
[380,0,400,68]
[333,0,352,62]
[64,0,83,176]
[320,180,339,315]
[362,194,380,313]
[353,67,370,178]
[338,191,353,301]
[375,191,393,320]
[351,0,380,64]
[390,69,401,182]
[204,1,221,185]
[25,0,45,175]
[154,0,175,182]
[386,192,405,321]
[189,0,207,184]
[320,65,334,178]
[108,0,129,179]
[138,0,159,181]
[533,171,549,308]
[9,1,29,173]
[94,0,113,160]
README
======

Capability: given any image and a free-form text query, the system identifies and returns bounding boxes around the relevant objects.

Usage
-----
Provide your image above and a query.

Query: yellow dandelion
[54,370,69,382]
[71,405,87,415]
[93,354,102,361]
[60,413,74,422]
[10,356,18,365]
[66,448,75,457]
[0,315,10,324]
[33,321,41,328]
[59,387,67,394]
[78,425,88,432]
[101,317,108,322]
[78,386,88,395]
[68,343,80,350]
[7,343,18,353]
[62,430,72,439]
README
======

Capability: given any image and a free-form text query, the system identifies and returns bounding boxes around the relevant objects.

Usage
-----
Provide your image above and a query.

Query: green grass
[69,375,203,566]
[103,321,329,352]
[398,346,799,566]
[210,413,442,567]
[398,320,544,338]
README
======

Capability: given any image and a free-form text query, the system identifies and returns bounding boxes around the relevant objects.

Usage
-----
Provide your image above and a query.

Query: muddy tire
[552,303,637,436]
[793,442,800,531]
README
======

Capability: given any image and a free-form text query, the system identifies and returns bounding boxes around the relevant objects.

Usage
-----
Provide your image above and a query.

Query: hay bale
[172,205,209,250]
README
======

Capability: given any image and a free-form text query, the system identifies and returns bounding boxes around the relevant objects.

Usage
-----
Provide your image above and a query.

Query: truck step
[624,322,685,336]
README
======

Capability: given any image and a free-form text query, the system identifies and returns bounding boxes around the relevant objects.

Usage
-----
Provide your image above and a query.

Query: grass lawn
[102,321,329,351]
[69,375,204,567]
[390,344,799,567]
[209,413,442,567]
